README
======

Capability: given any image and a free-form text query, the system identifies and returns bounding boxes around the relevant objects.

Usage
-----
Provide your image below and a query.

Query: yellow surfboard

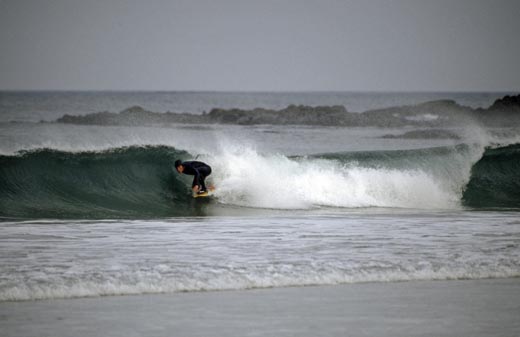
[193,186,215,198]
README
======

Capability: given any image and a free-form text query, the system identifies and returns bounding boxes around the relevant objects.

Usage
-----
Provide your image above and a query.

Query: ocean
[1,91,519,304]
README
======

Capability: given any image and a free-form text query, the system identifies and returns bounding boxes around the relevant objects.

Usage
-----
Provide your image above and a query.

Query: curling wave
[1,143,519,219]
[462,143,520,208]
[0,146,196,219]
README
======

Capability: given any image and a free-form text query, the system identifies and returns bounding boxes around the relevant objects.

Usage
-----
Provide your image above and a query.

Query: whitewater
[1,91,519,302]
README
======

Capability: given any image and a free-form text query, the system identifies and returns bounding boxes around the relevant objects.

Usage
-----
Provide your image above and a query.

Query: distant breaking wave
[1,143,519,219]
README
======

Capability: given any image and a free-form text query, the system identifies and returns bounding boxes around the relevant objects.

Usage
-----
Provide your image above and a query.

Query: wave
[211,145,474,210]
[462,143,520,208]
[214,143,519,210]
[1,143,519,219]
[0,146,196,219]
[2,261,517,301]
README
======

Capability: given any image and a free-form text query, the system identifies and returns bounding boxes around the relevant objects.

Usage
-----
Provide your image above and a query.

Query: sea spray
[207,141,491,209]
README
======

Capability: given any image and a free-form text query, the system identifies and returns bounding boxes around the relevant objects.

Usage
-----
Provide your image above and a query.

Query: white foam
[405,114,439,121]
[2,264,518,302]
[208,146,460,210]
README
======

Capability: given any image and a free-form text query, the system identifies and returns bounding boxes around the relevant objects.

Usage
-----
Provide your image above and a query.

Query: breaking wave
[1,143,519,219]
[0,146,195,219]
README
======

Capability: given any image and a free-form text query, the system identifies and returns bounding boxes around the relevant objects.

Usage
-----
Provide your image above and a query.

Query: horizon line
[0,89,518,94]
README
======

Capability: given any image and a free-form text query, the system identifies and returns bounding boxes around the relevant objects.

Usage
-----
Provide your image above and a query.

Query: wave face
[463,143,520,208]
[0,146,194,219]
[1,143,519,219]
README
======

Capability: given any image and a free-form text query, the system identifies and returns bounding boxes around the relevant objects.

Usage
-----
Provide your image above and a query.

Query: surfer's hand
[192,185,199,192]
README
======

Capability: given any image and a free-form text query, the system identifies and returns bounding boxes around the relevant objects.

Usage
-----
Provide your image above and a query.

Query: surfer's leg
[192,175,206,192]
[197,166,211,192]
[192,176,201,191]
[200,176,207,191]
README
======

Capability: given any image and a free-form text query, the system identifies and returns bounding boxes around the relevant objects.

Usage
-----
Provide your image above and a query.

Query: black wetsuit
[180,161,212,192]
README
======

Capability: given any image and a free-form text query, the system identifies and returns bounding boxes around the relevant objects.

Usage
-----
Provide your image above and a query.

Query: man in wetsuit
[174,160,212,194]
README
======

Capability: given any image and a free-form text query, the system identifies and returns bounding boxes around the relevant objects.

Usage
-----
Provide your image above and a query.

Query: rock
[487,94,520,111]
[53,94,520,127]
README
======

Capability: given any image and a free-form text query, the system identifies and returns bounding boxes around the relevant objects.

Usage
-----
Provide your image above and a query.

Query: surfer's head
[174,160,184,173]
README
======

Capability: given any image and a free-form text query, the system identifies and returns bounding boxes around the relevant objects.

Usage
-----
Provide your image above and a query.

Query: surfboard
[193,186,215,198]
[193,191,211,198]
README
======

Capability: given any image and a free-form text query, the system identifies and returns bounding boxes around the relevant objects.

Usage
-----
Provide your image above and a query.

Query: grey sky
[1,0,519,91]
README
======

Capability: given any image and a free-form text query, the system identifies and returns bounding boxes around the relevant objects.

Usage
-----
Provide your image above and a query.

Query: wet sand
[2,278,519,337]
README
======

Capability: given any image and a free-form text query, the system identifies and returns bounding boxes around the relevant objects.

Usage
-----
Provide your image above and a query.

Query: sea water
[0,92,519,301]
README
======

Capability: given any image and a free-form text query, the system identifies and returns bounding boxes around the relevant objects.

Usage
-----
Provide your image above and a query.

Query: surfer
[175,160,212,194]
